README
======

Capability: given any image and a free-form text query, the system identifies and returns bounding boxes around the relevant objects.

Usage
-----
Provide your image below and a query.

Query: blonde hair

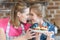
[30,5,42,18]
[10,2,27,27]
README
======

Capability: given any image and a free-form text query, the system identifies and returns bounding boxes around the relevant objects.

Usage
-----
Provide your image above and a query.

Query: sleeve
[42,21,55,32]
[54,26,58,34]
[47,22,55,33]
[42,22,55,39]
[24,23,31,31]
[40,34,47,40]
[47,22,55,38]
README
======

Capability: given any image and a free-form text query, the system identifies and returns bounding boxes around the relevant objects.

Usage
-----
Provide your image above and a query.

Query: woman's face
[17,8,29,23]
[29,9,38,23]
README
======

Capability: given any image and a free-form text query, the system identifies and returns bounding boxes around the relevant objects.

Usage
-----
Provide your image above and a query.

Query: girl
[29,5,55,40]
[0,2,36,40]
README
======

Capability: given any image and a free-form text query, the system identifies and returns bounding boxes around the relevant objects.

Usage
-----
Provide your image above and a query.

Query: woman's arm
[13,28,36,40]
[0,28,6,40]
[13,35,27,40]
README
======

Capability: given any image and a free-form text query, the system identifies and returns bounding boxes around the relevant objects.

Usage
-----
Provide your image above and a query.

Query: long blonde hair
[10,2,27,27]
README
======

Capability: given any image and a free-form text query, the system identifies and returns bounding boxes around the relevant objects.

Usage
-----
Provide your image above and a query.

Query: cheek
[23,14,27,19]
[29,16,33,19]
[22,14,28,21]
[32,15,36,19]
[18,14,24,20]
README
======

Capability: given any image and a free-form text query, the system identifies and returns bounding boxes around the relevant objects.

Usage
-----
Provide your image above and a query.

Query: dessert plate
[32,30,48,33]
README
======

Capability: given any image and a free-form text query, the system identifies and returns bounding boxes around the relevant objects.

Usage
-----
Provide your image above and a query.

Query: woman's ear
[17,12,21,17]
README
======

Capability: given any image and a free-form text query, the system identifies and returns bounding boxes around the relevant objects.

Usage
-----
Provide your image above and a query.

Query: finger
[31,33,36,36]
[36,32,40,34]
[50,31,54,34]
[27,28,33,32]
[31,36,36,38]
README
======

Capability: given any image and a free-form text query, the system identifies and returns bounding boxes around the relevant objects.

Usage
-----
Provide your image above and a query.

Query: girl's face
[29,9,39,23]
[17,8,29,23]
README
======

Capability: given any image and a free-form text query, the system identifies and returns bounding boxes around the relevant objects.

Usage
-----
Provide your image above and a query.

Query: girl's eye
[29,13,33,16]
[27,14,29,16]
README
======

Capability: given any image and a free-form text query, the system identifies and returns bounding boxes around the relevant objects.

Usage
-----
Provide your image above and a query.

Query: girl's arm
[46,36,54,40]
[0,28,6,40]
[46,31,54,40]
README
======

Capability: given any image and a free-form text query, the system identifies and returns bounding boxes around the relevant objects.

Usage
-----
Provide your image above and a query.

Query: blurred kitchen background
[0,0,60,40]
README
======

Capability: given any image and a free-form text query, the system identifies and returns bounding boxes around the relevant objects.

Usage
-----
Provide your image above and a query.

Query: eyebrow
[29,13,33,16]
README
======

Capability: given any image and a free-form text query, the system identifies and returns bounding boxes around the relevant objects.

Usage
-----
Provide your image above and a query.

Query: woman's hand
[24,28,36,40]
[13,28,42,40]
[13,28,36,40]
[35,32,42,40]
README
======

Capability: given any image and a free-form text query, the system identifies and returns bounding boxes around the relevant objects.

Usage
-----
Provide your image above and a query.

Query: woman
[29,5,55,40]
[0,2,36,40]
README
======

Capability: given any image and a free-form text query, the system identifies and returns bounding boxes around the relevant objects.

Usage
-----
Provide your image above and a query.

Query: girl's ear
[17,12,21,17]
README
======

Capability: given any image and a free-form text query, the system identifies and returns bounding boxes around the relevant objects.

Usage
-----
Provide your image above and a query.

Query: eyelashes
[29,13,33,16]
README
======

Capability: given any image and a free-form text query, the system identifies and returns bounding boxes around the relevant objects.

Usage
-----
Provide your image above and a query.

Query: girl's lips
[31,18,34,20]
[31,19,35,21]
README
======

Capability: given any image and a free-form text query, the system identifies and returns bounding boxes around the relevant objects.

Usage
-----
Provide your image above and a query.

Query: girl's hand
[44,31,54,37]
[44,31,54,40]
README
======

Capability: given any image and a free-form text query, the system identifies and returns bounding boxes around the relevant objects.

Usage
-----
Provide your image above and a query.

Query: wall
[46,0,60,29]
